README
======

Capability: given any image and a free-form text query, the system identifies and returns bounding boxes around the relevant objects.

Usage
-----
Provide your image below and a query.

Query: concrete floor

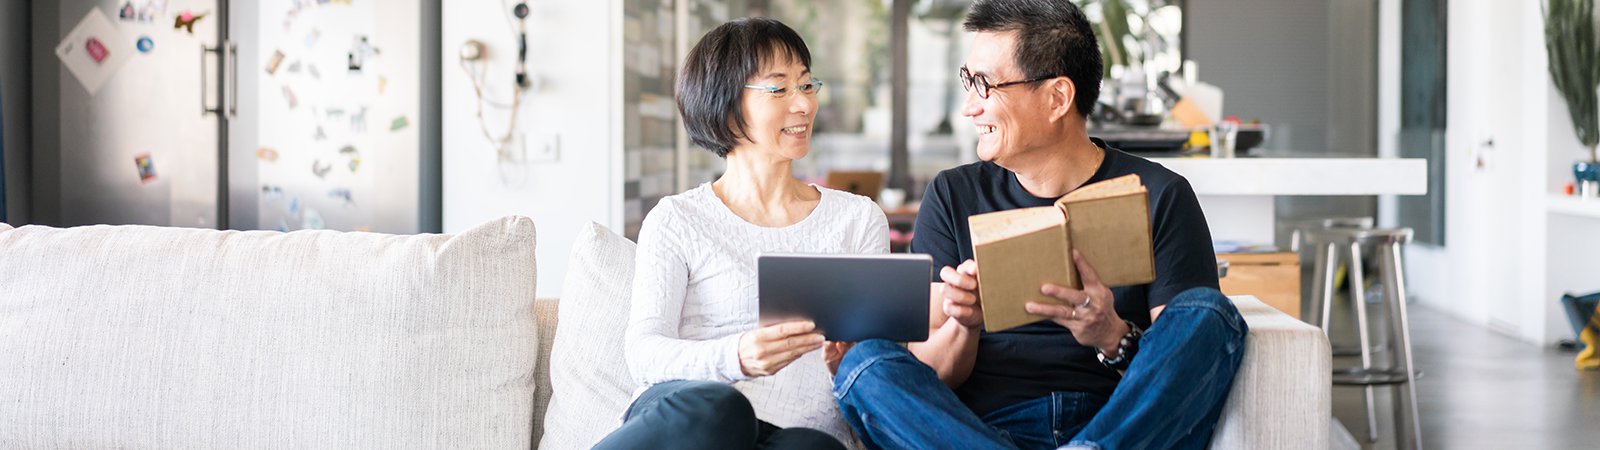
[1323,297,1600,449]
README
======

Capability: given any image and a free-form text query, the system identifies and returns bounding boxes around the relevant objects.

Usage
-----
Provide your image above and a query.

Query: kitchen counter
[1144,157,1429,243]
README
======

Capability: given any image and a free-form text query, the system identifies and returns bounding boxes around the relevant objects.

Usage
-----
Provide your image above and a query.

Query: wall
[1187,0,1379,248]
[2,0,28,223]
[442,0,620,297]
[1399,0,1592,346]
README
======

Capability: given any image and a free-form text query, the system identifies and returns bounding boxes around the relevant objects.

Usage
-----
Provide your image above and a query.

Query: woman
[592,17,888,450]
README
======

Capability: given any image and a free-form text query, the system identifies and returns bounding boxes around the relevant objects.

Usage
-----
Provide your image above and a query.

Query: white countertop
[1147,157,1429,196]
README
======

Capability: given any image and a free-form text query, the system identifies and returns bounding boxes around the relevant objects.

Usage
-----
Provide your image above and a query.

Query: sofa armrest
[1209,296,1331,449]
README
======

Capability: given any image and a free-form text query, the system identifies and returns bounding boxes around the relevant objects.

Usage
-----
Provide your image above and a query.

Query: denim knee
[664,381,755,428]
[1166,287,1247,337]
[833,339,909,396]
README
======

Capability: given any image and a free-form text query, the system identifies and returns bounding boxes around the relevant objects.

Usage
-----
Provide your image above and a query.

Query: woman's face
[732,56,818,161]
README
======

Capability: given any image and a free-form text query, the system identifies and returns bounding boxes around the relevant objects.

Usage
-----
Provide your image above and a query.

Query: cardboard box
[1217,252,1301,318]
[969,174,1155,331]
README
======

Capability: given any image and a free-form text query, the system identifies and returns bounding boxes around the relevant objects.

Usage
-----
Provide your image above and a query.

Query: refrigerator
[37,0,434,233]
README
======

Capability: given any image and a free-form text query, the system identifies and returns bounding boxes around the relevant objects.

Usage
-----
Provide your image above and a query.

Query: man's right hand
[939,259,984,329]
[738,321,825,377]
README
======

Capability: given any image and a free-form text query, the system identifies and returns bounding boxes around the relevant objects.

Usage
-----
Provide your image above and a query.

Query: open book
[967,174,1155,331]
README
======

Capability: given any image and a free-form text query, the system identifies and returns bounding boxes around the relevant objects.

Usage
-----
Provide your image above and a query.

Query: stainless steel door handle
[227,41,238,118]
[201,44,223,116]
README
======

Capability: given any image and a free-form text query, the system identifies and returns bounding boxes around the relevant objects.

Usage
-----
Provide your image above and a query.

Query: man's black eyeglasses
[959,65,1060,99]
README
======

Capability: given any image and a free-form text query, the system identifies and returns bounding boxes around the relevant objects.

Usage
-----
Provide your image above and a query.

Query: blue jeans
[833,287,1248,450]
[593,380,846,450]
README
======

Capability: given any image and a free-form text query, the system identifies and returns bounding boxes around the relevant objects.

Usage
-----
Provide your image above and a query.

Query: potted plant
[1545,0,1600,197]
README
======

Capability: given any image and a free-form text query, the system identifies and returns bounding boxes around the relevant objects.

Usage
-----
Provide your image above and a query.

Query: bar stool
[1304,227,1422,449]
[1292,216,1382,355]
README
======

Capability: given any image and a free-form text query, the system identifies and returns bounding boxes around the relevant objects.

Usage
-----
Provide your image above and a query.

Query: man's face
[961,31,1054,165]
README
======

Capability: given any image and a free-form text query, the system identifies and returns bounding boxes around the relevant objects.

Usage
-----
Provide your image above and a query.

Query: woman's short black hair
[964,0,1102,118]
[677,17,812,157]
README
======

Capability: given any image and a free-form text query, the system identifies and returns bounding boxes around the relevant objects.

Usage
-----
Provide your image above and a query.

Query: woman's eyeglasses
[743,79,825,99]
[959,65,1059,99]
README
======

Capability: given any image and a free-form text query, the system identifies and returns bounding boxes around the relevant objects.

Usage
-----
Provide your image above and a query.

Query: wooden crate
[1218,252,1300,318]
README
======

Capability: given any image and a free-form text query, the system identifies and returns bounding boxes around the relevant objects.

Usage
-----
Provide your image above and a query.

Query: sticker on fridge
[55,7,133,95]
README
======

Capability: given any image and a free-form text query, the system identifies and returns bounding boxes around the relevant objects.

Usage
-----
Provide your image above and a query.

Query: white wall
[442,0,621,297]
[1400,0,1597,345]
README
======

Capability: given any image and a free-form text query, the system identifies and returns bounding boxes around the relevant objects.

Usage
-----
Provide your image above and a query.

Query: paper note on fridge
[56,7,133,95]
[967,174,1156,332]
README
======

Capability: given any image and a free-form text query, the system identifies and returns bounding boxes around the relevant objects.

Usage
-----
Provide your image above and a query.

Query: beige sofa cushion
[0,218,539,448]
[539,223,637,449]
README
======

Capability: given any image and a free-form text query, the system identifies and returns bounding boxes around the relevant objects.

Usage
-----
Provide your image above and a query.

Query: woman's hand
[739,321,825,377]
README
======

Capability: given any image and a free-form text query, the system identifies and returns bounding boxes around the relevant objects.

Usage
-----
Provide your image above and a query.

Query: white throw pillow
[539,222,638,449]
[0,223,11,232]
[0,217,539,448]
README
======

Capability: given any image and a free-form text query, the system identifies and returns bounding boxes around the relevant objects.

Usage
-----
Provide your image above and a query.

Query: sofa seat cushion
[539,222,637,449]
[0,217,539,448]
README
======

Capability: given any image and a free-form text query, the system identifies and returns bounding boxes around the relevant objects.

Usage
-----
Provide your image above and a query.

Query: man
[828,1,1248,448]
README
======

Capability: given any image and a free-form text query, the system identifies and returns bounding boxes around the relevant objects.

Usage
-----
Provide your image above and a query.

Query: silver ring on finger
[1081,296,1092,309]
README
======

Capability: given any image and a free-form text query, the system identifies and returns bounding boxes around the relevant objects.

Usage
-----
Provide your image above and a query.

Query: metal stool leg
[1318,242,1339,331]
[1382,242,1424,449]
[1348,242,1379,443]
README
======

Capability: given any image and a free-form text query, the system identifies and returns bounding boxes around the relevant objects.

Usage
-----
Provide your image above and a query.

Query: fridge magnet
[136,36,155,53]
[260,185,284,200]
[307,63,320,80]
[286,59,302,74]
[56,7,132,95]
[255,147,279,162]
[328,188,354,206]
[304,29,320,49]
[119,2,136,21]
[314,125,327,141]
[377,76,388,94]
[326,107,346,118]
[302,209,325,230]
[347,35,379,72]
[134,153,157,183]
[288,195,301,216]
[349,107,368,133]
[173,10,207,35]
[264,50,286,75]
[390,116,409,132]
[137,0,167,23]
[347,158,361,173]
[281,86,298,109]
[312,159,332,179]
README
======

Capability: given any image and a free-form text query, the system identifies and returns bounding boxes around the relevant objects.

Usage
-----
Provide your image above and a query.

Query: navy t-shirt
[909,139,1220,416]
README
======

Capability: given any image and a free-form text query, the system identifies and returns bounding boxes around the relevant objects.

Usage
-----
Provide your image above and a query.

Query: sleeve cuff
[720,333,752,382]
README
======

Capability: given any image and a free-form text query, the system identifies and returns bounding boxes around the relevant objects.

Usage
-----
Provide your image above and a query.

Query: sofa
[0,219,1330,449]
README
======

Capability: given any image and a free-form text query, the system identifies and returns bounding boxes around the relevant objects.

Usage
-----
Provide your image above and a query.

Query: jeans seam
[833,350,903,401]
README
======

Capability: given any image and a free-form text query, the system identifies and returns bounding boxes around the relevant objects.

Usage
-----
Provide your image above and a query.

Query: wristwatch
[1096,320,1143,371]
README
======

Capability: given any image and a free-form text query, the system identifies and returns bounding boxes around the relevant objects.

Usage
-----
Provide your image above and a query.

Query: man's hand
[823,341,856,375]
[739,321,825,377]
[1026,250,1130,353]
[939,260,984,329]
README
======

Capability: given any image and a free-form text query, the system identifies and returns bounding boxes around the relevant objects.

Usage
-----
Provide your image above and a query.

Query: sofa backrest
[0,218,540,448]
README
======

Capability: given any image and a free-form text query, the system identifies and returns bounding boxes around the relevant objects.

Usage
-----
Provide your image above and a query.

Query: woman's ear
[1046,77,1077,123]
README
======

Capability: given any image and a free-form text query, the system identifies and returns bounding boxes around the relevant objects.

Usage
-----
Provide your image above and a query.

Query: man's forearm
[908,318,981,388]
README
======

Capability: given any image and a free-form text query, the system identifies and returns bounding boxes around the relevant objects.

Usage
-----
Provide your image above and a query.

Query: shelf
[1547,194,1600,219]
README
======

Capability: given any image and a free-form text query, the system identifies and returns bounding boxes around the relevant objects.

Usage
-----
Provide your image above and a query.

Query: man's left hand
[1027,250,1130,353]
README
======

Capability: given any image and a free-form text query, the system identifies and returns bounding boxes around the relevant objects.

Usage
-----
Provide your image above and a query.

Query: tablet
[757,253,932,342]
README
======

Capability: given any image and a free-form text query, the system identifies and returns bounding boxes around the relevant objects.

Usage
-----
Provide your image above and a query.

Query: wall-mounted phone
[458,2,535,163]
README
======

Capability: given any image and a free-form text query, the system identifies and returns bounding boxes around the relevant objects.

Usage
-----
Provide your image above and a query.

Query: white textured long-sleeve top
[624,182,890,444]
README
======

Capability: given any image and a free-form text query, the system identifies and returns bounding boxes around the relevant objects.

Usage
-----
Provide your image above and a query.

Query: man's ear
[1046,77,1077,123]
